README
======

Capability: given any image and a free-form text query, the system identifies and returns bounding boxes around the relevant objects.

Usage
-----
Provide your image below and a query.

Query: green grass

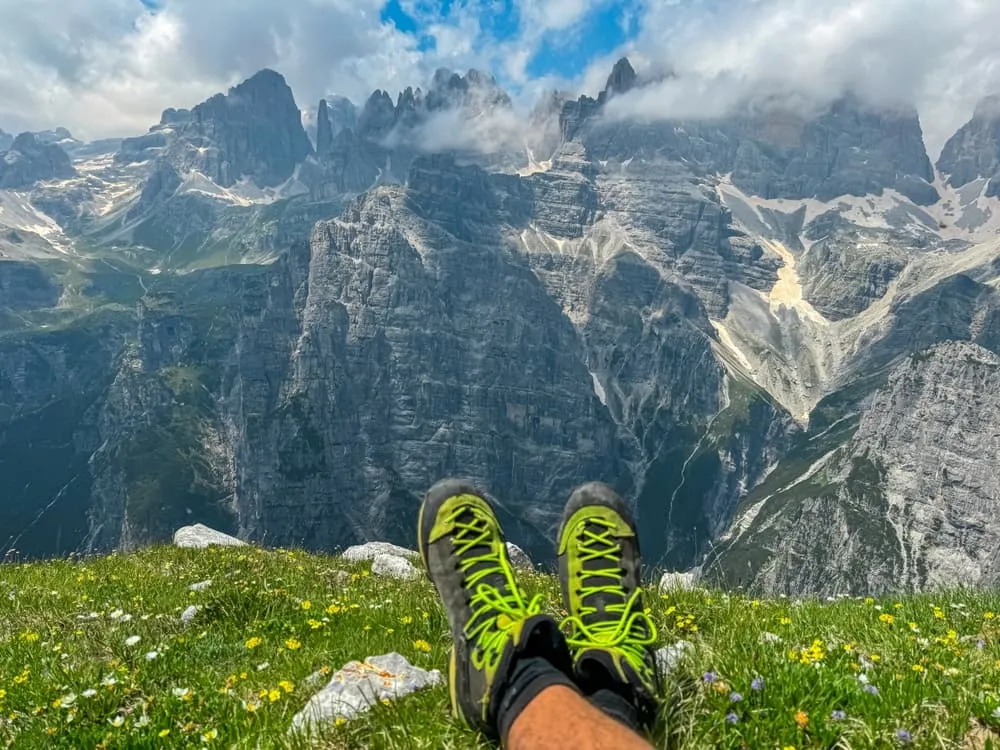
[3,547,1000,749]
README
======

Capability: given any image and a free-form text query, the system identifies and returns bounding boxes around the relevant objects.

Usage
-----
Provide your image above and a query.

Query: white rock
[188,580,212,592]
[371,554,420,580]
[506,542,534,571]
[659,571,698,592]
[761,632,783,644]
[179,605,201,624]
[291,652,442,732]
[655,640,693,676]
[341,542,419,562]
[173,524,246,549]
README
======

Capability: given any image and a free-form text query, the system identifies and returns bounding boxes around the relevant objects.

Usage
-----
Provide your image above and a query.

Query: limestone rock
[0,132,75,189]
[341,542,419,562]
[655,640,693,676]
[179,605,201,624]
[173,524,246,549]
[659,571,698,593]
[187,580,212,592]
[370,554,420,580]
[715,342,1000,595]
[291,652,442,731]
[506,542,533,571]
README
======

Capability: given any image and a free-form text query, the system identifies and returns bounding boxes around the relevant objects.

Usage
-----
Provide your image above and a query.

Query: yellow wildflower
[879,613,895,625]
[864,597,875,606]
[268,689,281,703]
[335,718,347,727]
[779,617,792,626]
[912,664,925,673]
[201,729,218,742]
[285,638,302,651]
[400,616,413,625]
[986,612,996,620]
[413,640,432,653]
[279,680,295,694]
[308,619,323,630]
[158,729,170,738]
[245,637,263,650]
[300,600,312,611]
[794,710,809,728]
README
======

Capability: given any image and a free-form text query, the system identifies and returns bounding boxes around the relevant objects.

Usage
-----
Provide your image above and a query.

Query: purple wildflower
[703,672,717,684]
[830,710,846,721]
[896,728,913,744]
[750,676,764,691]
[729,692,743,703]
[863,684,880,696]
[978,639,986,651]
[725,712,739,725]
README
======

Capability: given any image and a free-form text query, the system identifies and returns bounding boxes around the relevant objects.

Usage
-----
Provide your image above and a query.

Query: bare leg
[506,686,655,750]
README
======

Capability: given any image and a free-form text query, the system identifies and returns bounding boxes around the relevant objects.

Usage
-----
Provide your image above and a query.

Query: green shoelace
[448,507,542,671]
[562,518,657,674]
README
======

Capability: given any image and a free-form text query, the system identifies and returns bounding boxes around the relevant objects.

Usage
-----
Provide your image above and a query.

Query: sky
[1,0,1000,156]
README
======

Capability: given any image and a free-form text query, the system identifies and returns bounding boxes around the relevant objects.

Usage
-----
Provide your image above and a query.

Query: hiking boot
[418,479,572,740]
[557,482,659,726]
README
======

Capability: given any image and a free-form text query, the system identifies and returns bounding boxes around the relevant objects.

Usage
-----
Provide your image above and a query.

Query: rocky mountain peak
[604,56,637,97]
[937,94,1000,197]
[0,126,11,151]
[152,68,312,188]
[356,89,397,139]
[159,107,192,126]
[316,99,334,154]
[0,131,75,189]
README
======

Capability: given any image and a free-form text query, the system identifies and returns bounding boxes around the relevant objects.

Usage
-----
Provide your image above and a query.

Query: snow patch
[590,371,607,406]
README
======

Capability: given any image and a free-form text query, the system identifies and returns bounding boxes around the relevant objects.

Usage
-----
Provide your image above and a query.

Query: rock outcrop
[0,132,75,188]
[938,96,1000,197]
[712,342,1000,595]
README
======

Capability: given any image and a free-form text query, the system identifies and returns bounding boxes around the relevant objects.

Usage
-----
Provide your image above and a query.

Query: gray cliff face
[8,57,1000,596]
[166,69,312,188]
[0,128,12,152]
[938,96,1000,197]
[0,133,75,189]
[126,70,312,189]
[712,342,1000,595]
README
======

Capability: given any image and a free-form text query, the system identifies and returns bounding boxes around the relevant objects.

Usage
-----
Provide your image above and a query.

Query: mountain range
[3,58,1000,596]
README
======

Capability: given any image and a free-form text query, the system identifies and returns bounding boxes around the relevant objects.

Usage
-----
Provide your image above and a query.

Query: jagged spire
[605,57,637,97]
[316,98,333,154]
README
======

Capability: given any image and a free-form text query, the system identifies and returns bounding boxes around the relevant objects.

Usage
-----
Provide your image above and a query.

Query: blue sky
[379,0,643,85]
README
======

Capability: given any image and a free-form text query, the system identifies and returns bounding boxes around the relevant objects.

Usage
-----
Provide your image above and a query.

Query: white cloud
[600,0,1000,157]
[1,0,999,159]
[0,0,421,139]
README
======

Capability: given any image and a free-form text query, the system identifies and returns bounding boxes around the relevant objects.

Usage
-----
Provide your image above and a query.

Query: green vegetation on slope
[2,547,1000,748]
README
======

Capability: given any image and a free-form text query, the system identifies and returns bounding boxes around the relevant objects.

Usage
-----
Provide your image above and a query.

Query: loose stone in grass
[180,605,201,624]
[506,542,534,571]
[291,652,442,732]
[655,640,693,676]
[659,570,699,592]
[341,542,419,562]
[370,554,419,580]
[173,524,246,549]
[188,579,213,592]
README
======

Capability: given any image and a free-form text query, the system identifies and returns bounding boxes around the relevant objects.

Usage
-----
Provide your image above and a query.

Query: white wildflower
[124,635,141,647]
[144,651,159,661]
[81,689,97,698]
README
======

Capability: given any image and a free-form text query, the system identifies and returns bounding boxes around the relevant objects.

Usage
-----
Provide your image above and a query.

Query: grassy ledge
[2,546,1000,748]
